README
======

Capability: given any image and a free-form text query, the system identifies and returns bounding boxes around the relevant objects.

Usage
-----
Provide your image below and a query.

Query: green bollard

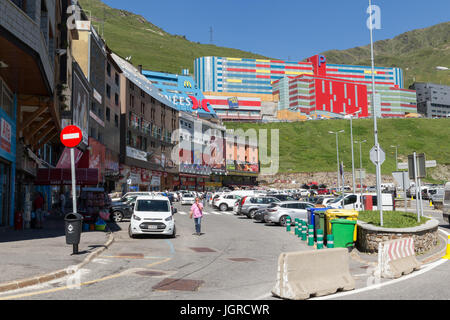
[317,229,324,249]
[294,219,298,235]
[307,225,315,246]
[327,235,334,248]
[301,220,307,241]
[286,217,291,232]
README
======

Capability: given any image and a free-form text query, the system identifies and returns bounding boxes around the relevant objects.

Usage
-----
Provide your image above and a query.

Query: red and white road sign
[60,125,82,148]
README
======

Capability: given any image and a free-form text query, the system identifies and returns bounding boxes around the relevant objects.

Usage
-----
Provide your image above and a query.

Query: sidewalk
[0,215,114,290]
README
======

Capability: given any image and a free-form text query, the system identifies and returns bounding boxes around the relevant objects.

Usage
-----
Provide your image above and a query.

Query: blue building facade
[142,70,217,118]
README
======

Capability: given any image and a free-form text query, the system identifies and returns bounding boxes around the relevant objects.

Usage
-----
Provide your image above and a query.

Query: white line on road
[310,258,448,300]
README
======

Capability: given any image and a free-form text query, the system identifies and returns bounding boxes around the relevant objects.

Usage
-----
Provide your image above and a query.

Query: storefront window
[0,78,14,119]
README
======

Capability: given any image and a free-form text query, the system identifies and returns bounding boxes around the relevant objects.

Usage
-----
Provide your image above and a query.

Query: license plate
[147,225,158,229]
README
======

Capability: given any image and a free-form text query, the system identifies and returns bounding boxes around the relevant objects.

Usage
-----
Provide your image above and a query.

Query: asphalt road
[1,201,448,301]
[0,202,312,300]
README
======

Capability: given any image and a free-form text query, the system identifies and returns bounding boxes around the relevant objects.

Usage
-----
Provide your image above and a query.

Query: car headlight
[165,216,173,222]
[132,214,141,221]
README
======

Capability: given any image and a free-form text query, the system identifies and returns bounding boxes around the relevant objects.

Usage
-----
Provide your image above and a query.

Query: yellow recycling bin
[325,209,359,242]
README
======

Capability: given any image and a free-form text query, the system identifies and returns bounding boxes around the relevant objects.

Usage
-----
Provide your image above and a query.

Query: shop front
[0,80,16,228]
[104,149,120,193]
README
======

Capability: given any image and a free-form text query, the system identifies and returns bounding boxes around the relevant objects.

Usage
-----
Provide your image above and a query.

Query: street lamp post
[345,110,362,193]
[368,0,384,226]
[329,130,345,193]
[355,140,367,195]
[390,145,398,171]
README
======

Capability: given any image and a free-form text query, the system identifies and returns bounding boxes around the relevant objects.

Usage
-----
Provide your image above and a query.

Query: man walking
[189,197,204,236]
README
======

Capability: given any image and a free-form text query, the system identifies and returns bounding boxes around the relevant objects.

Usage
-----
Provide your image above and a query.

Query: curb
[0,226,115,294]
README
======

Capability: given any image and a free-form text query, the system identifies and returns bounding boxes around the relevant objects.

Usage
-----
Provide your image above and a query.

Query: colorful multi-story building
[195,55,417,119]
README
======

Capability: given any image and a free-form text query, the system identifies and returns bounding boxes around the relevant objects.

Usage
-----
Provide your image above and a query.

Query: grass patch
[358,210,429,228]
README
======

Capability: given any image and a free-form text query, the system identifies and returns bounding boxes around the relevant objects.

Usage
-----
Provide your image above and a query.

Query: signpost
[60,125,82,216]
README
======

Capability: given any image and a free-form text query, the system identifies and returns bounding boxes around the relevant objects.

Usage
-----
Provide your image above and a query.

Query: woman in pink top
[190,197,204,236]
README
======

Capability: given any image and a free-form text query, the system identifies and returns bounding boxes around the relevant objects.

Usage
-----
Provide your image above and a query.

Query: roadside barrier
[376,237,421,279]
[286,217,291,232]
[327,235,334,248]
[301,221,307,241]
[272,248,355,300]
[317,230,324,249]
[307,225,314,246]
[443,236,450,260]
[294,219,299,236]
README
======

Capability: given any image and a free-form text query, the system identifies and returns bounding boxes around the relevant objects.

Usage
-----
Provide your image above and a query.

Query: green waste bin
[331,219,357,248]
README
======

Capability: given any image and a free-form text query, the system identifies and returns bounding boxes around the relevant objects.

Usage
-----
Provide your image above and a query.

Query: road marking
[310,258,448,300]
[165,239,175,255]
[147,257,172,268]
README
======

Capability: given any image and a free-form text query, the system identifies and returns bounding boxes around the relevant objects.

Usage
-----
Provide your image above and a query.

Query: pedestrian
[60,191,66,216]
[189,197,204,236]
[33,192,45,229]
[202,193,206,207]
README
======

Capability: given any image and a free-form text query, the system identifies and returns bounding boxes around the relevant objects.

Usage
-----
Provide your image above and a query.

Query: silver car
[239,196,281,218]
[264,201,315,226]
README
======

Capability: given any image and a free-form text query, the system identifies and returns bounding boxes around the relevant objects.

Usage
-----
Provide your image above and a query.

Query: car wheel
[112,211,124,223]
[279,215,290,227]
[170,226,176,238]
[219,203,228,212]
[128,224,135,238]
[249,209,257,219]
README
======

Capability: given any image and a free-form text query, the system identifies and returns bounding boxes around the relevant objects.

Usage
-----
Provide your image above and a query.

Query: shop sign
[93,88,102,104]
[126,146,147,162]
[0,118,12,153]
[90,110,105,127]
[151,175,161,187]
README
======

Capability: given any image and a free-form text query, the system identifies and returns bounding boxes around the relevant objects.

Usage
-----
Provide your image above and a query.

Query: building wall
[411,82,450,118]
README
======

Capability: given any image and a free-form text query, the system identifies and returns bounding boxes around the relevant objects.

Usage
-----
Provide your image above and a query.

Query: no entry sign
[60,125,82,148]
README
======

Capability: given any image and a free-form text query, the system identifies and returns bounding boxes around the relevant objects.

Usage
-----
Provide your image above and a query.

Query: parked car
[328,193,394,211]
[317,188,330,195]
[268,194,295,202]
[181,193,196,205]
[213,194,241,211]
[252,208,268,223]
[128,196,177,238]
[237,196,281,219]
[114,192,154,204]
[315,196,336,206]
[264,201,315,226]
[110,196,137,222]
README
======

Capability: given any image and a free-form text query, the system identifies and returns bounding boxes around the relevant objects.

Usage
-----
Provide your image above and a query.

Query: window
[129,81,134,91]
[141,102,145,114]
[115,93,119,106]
[107,63,111,77]
[115,73,119,86]
[130,94,135,108]
[115,114,119,128]
[136,200,169,212]
[344,195,358,205]
[106,84,111,98]
[106,107,110,122]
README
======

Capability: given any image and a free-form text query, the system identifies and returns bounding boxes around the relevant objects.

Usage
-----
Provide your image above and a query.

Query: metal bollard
[327,234,334,248]
[307,225,315,246]
[286,217,291,232]
[317,229,324,249]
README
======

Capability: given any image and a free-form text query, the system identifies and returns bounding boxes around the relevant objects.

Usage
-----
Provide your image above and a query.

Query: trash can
[331,219,357,248]
[308,207,332,240]
[325,209,359,241]
[64,213,83,245]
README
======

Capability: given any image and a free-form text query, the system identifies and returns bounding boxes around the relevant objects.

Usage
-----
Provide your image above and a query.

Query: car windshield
[330,196,344,204]
[184,194,194,198]
[135,200,170,212]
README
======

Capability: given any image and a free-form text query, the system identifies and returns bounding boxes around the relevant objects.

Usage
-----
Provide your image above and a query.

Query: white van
[128,195,176,238]
[443,183,450,224]
[328,193,394,211]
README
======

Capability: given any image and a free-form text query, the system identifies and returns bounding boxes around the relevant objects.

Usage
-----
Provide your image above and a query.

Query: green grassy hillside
[225,119,450,182]
[78,0,270,74]
[322,22,450,87]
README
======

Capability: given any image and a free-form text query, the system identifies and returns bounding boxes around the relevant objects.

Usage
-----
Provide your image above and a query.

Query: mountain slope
[321,22,450,87]
[78,0,271,74]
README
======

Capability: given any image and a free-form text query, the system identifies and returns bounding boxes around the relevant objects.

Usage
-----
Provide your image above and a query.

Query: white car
[213,194,242,211]
[181,193,196,205]
[128,196,176,238]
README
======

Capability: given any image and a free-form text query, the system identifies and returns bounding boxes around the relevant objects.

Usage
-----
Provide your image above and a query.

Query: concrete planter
[356,218,439,255]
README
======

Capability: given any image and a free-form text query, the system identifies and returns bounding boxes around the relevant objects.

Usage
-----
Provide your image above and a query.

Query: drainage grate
[190,247,216,253]
[229,258,256,262]
[117,253,144,259]
[135,271,166,277]
[152,278,204,291]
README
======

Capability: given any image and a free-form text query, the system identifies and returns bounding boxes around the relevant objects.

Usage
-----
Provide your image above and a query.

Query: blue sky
[102,0,450,61]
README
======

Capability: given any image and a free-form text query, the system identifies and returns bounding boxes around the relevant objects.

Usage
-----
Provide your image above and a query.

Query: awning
[34,168,99,186]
